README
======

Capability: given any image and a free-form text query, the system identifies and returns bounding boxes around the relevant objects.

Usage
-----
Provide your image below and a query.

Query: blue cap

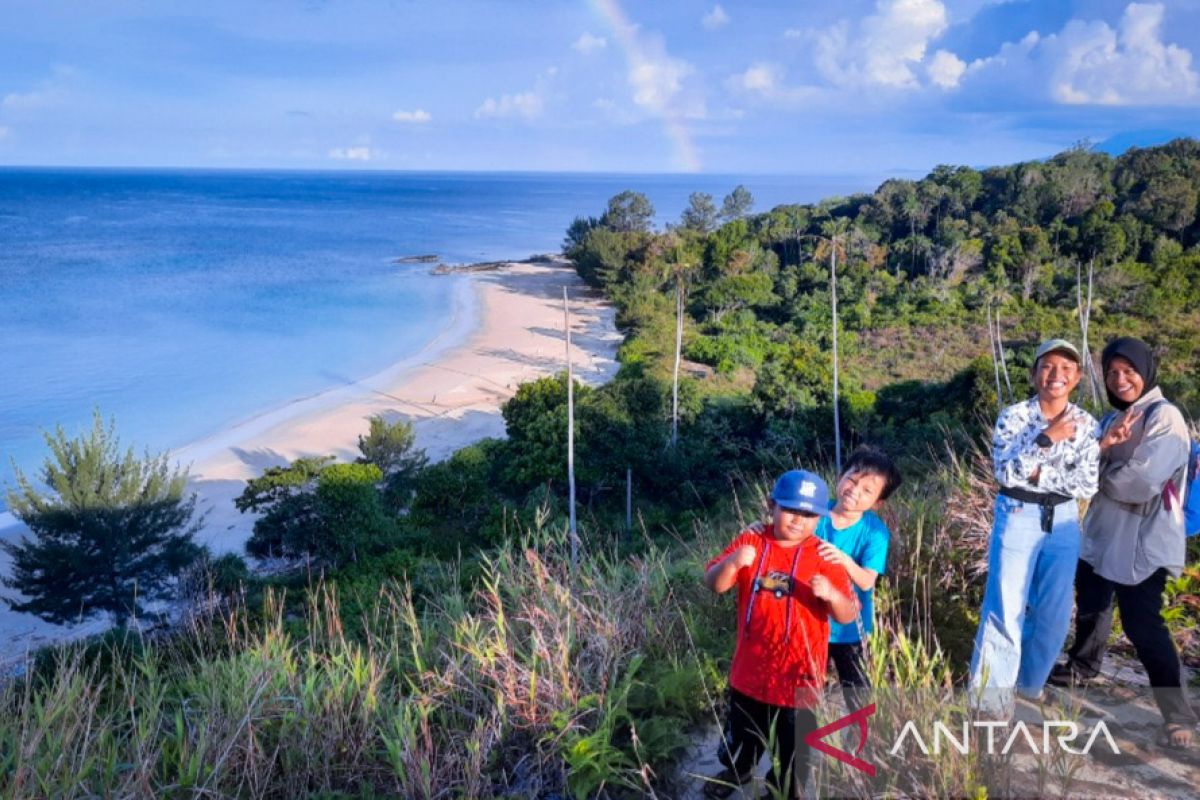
[770,470,830,516]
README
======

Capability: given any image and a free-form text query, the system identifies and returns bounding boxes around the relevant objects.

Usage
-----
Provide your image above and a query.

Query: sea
[0,169,876,509]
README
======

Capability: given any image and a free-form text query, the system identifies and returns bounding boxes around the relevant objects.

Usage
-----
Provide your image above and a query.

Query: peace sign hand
[1100,408,1143,451]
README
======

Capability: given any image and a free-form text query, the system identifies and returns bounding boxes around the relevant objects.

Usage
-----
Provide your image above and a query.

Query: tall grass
[1,448,1097,799]
[0,507,734,799]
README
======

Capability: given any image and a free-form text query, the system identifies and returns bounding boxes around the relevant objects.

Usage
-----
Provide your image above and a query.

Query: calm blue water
[0,169,875,504]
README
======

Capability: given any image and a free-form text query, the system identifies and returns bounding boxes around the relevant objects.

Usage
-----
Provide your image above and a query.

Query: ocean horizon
[0,168,877,509]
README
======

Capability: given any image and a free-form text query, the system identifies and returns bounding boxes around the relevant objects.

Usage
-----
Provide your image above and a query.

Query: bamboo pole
[564,287,578,571]
[671,279,683,450]
[830,235,842,474]
[994,305,1012,402]
[987,301,1003,411]
[1083,258,1101,405]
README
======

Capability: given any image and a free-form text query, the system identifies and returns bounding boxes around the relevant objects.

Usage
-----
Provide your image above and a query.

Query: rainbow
[588,0,702,172]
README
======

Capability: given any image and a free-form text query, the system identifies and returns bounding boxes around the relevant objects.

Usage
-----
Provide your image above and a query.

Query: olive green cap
[1034,338,1081,364]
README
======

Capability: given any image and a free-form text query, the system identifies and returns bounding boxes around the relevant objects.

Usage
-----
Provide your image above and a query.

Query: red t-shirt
[707,527,853,708]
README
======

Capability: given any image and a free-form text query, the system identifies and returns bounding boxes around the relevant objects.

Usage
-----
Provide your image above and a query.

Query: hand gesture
[1100,408,1143,451]
[1043,408,1078,444]
[731,544,757,569]
[817,541,851,568]
[811,574,837,602]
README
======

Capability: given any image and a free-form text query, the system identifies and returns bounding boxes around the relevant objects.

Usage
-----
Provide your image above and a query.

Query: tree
[236,455,332,558]
[500,373,593,489]
[680,192,719,233]
[2,413,201,626]
[601,191,655,233]
[563,215,600,258]
[356,415,428,512]
[720,185,754,222]
[310,463,394,565]
[572,227,639,288]
[237,457,395,566]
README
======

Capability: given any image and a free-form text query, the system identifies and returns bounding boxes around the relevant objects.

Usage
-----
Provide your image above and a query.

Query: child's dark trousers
[829,641,870,710]
[719,687,817,797]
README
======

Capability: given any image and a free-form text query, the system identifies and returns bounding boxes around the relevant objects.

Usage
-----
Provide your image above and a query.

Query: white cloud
[812,0,955,89]
[727,62,824,106]
[1049,3,1198,105]
[475,91,544,120]
[392,109,432,124]
[961,3,1199,106]
[2,89,52,111]
[476,69,559,122]
[328,146,372,161]
[0,126,8,140]
[702,5,730,31]
[928,49,967,88]
[630,53,691,111]
[597,20,705,168]
[734,63,779,93]
[2,65,76,112]
[622,32,706,120]
[572,32,607,54]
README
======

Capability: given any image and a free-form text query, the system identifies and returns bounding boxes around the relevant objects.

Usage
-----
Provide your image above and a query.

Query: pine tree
[2,413,201,626]
[356,415,428,512]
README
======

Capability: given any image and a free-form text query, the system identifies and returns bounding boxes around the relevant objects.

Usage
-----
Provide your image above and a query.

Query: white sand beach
[0,259,621,663]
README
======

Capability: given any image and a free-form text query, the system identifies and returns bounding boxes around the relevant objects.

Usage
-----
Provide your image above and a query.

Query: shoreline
[0,258,621,662]
[170,274,482,472]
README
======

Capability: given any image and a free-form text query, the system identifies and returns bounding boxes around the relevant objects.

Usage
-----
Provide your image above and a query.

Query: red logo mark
[804,703,876,776]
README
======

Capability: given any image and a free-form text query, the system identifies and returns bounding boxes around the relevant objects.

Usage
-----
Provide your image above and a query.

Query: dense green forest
[212,137,1200,563]
[453,137,1200,533]
[4,139,1200,799]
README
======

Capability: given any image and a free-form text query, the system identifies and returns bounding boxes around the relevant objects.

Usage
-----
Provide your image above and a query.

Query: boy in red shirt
[703,470,856,799]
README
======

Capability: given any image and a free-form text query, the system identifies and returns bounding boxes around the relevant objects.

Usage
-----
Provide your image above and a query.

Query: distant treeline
[379,139,1200,542]
[556,139,1200,479]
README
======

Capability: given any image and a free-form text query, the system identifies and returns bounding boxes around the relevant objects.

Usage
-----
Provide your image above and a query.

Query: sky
[1,0,1198,175]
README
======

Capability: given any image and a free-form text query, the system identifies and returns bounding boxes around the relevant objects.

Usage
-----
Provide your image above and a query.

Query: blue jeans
[969,495,1080,713]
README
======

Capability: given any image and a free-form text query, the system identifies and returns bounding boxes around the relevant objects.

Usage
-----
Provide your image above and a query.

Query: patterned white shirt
[992,396,1101,499]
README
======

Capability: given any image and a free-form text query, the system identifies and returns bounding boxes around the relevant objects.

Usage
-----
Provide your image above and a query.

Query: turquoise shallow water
[0,168,874,506]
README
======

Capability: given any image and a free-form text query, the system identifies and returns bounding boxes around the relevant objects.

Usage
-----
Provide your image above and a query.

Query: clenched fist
[731,544,757,569]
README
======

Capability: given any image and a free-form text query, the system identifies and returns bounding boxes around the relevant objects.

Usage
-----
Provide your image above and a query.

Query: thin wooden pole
[987,301,1003,411]
[994,306,1012,402]
[671,279,683,450]
[564,287,578,571]
[830,236,842,474]
[1083,258,1101,405]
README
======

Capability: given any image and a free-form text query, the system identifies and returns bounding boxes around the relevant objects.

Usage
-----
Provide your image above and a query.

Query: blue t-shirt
[816,509,890,644]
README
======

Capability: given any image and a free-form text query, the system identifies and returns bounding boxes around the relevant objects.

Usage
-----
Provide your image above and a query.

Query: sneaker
[702,766,754,799]
[1047,663,1096,688]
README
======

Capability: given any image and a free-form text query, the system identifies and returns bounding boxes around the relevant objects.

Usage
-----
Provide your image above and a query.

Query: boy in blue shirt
[815,445,901,709]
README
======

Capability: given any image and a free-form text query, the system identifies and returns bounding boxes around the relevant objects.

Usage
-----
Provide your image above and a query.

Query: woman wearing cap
[968,339,1100,715]
[1049,337,1197,747]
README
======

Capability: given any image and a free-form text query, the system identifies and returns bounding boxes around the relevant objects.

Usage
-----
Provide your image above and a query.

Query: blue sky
[1,0,1198,174]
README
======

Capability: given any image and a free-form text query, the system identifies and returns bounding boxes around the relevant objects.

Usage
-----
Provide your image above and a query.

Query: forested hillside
[367,138,1200,556]
[5,140,1200,799]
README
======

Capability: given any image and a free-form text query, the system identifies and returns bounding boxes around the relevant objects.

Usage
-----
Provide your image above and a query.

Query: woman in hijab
[1049,336,1197,748]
